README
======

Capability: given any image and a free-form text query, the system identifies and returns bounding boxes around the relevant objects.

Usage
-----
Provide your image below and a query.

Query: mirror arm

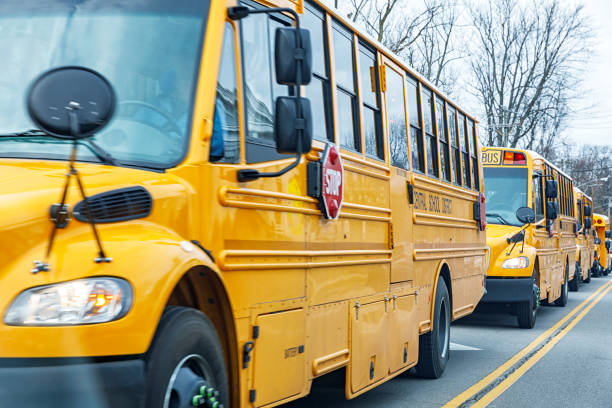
[237,151,301,182]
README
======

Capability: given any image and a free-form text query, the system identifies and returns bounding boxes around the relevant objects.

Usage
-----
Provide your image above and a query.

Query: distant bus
[480,148,576,328]
[573,187,594,285]
[0,0,488,406]
[593,213,611,276]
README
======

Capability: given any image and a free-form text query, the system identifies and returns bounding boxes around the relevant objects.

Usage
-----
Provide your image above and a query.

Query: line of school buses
[480,147,611,329]
[1,0,611,406]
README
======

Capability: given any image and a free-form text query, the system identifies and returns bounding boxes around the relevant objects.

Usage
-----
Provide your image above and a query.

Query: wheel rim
[164,354,217,408]
[438,297,450,359]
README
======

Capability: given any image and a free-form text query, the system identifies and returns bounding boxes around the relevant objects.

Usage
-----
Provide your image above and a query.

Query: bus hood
[486,224,532,277]
[0,159,194,271]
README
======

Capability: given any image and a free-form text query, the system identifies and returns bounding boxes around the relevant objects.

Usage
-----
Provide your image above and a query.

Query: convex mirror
[546,201,558,220]
[545,180,558,199]
[516,207,535,224]
[27,66,116,139]
[275,97,312,154]
[275,27,312,86]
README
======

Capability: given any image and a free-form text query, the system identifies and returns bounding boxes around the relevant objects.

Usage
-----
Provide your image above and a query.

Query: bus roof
[573,186,592,201]
[315,0,479,124]
[593,213,610,226]
[482,146,573,181]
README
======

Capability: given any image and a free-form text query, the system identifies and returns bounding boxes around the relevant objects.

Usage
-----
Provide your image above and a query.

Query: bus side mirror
[606,230,611,239]
[275,97,312,154]
[584,205,592,217]
[516,206,535,224]
[275,27,312,86]
[546,201,558,220]
[585,217,592,229]
[545,180,558,199]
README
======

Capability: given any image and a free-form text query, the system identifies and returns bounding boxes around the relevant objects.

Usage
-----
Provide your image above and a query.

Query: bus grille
[73,186,153,223]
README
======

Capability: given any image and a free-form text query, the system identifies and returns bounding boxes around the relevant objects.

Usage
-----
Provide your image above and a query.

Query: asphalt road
[280,276,612,408]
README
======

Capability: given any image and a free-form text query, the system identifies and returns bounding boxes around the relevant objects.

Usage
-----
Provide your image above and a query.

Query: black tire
[416,277,451,379]
[145,306,228,408]
[569,262,580,292]
[584,266,591,283]
[554,263,569,307]
[603,267,609,276]
[516,272,538,329]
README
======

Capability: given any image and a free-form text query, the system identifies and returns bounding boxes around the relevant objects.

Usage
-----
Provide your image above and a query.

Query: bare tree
[469,0,592,152]
[556,144,612,215]
[338,0,460,93]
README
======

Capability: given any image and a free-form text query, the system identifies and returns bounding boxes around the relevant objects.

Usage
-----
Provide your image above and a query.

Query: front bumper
[0,357,145,407]
[481,277,533,303]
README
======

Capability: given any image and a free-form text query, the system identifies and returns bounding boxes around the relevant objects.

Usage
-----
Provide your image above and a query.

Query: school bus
[593,213,611,276]
[480,148,576,328]
[573,187,594,285]
[0,0,487,406]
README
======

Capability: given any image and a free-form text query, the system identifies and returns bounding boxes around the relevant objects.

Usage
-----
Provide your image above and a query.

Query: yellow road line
[443,279,612,408]
[472,282,612,407]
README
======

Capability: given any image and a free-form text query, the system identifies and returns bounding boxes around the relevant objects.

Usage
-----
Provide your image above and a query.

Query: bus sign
[321,143,343,219]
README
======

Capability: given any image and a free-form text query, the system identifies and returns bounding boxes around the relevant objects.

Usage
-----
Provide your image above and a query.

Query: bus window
[448,106,461,184]
[210,23,240,163]
[422,87,438,177]
[302,3,333,142]
[533,172,544,221]
[458,113,470,187]
[436,97,451,182]
[386,68,409,169]
[358,44,383,159]
[333,22,360,151]
[468,119,479,190]
[241,10,291,163]
[406,77,424,173]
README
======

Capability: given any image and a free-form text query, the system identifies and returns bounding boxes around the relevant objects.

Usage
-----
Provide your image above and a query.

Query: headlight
[4,277,132,326]
[502,257,530,269]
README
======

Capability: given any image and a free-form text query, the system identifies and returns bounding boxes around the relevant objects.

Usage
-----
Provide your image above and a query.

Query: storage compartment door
[350,300,388,393]
[387,294,418,373]
[252,309,305,407]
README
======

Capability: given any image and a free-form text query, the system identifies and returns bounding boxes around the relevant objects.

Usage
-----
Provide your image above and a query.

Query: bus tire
[584,267,591,283]
[569,262,580,292]
[554,264,569,307]
[516,272,537,329]
[145,306,228,408]
[416,277,450,379]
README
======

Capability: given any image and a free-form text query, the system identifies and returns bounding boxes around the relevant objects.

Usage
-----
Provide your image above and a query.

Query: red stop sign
[321,144,344,219]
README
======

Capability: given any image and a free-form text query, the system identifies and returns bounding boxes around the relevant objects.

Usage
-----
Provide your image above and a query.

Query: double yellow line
[443,278,612,408]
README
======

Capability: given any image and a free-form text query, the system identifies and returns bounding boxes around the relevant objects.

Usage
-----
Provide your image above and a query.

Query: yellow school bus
[593,213,611,276]
[573,187,594,285]
[0,0,487,406]
[480,148,576,328]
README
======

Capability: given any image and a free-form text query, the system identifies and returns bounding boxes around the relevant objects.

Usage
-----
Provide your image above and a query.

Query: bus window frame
[355,40,384,161]
[406,75,424,174]
[303,0,334,144]
[421,85,439,179]
[239,0,295,164]
[447,105,461,186]
[331,19,361,153]
[434,96,451,182]
[383,59,411,171]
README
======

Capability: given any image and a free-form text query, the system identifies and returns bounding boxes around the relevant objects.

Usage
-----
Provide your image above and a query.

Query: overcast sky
[563,0,612,147]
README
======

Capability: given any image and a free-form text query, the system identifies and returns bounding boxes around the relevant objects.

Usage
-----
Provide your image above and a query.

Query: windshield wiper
[486,212,511,225]
[0,129,117,165]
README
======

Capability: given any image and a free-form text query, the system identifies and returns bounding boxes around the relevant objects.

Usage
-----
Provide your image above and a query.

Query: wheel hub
[165,354,223,408]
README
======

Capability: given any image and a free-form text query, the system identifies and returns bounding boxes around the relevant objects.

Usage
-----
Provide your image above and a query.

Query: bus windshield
[0,0,208,169]
[484,167,528,226]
